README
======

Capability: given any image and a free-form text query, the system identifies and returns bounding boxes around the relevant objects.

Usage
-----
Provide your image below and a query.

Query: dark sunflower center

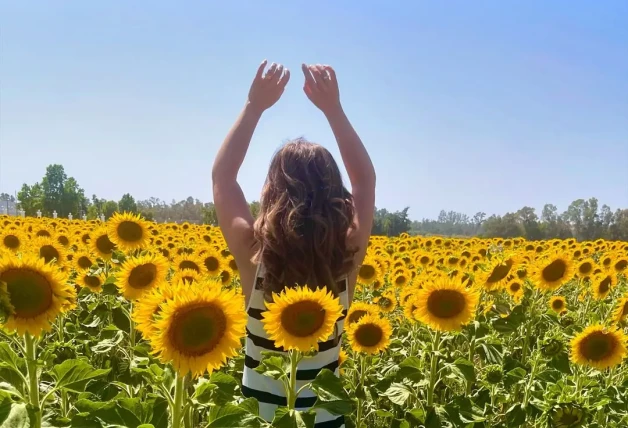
[602,258,611,267]
[487,263,511,284]
[40,245,60,264]
[347,309,367,325]
[96,235,115,254]
[510,282,521,292]
[621,302,628,318]
[179,261,200,273]
[516,269,527,280]
[182,275,196,284]
[3,235,20,249]
[354,323,383,347]
[128,263,157,289]
[558,410,581,424]
[395,275,406,286]
[359,265,376,280]
[542,260,567,282]
[379,297,393,308]
[83,275,102,288]
[169,304,227,356]
[615,260,628,271]
[579,262,592,275]
[1,268,53,318]
[58,236,69,246]
[420,256,430,264]
[204,257,219,272]
[552,299,565,310]
[36,230,51,238]
[81,234,91,244]
[117,221,143,242]
[228,259,238,271]
[280,301,326,338]
[599,277,611,293]
[77,256,93,270]
[448,257,458,265]
[579,331,617,361]
[220,270,231,284]
[426,289,466,319]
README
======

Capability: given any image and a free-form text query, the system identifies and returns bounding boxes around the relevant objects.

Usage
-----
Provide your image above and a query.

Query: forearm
[325,106,375,188]
[212,103,263,183]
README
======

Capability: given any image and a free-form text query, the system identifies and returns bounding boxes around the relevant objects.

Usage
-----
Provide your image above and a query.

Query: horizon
[1,1,627,220]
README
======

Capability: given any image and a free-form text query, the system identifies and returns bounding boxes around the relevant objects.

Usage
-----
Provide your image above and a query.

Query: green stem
[128,302,136,398]
[427,331,441,407]
[466,337,475,395]
[171,372,185,428]
[355,354,367,428]
[61,389,68,418]
[25,333,42,428]
[287,350,300,410]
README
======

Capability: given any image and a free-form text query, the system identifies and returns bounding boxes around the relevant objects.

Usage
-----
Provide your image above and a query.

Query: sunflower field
[1,214,628,428]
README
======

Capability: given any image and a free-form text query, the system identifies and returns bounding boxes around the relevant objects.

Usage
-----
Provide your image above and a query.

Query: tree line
[5,164,627,241]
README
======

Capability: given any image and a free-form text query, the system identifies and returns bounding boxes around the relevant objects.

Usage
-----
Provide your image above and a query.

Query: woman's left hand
[247,60,290,112]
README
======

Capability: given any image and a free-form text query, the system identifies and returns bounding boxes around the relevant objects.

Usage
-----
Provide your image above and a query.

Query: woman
[212,60,375,425]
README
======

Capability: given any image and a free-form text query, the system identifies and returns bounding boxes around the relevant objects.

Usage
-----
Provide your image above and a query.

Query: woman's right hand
[248,60,290,112]
[302,64,342,115]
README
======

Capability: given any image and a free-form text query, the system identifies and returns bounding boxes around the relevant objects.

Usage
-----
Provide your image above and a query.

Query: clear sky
[1,1,627,220]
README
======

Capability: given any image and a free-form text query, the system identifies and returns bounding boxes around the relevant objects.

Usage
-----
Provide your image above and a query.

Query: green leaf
[404,408,425,424]
[504,367,527,389]
[0,402,31,428]
[0,344,23,376]
[375,410,394,418]
[396,357,423,382]
[254,353,288,381]
[0,392,12,426]
[207,403,263,428]
[149,396,168,428]
[310,369,352,415]
[193,380,217,405]
[383,383,413,406]
[271,408,315,428]
[138,425,155,428]
[451,358,475,383]
[91,331,124,354]
[51,360,111,393]
[505,404,527,426]
[209,372,238,405]
[238,398,260,416]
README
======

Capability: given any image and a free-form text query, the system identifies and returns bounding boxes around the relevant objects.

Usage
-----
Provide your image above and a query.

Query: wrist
[244,101,265,117]
[323,103,345,120]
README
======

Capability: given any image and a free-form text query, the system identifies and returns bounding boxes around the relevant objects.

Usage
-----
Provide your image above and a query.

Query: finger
[278,68,290,88]
[264,62,278,80]
[324,65,337,83]
[314,64,329,92]
[269,64,284,84]
[309,65,327,92]
[302,63,318,92]
[255,60,267,80]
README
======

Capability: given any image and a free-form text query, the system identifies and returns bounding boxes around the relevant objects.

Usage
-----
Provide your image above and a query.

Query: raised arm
[212,60,290,267]
[302,64,376,269]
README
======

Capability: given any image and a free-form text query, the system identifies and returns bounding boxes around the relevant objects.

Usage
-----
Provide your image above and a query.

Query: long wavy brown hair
[253,138,357,299]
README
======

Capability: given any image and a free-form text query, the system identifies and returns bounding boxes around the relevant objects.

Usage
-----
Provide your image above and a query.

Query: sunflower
[346,314,392,354]
[549,296,567,314]
[480,257,516,291]
[150,283,246,377]
[174,253,206,275]
[533,253,574,291]
[0,255,75,336]
[612,296,628,324]
[612,255,628,274]
[377,290,397,313]
[261,286,343,352]
[414,276,480,331]
[392,268,411,288]
[73,250,96,272]
[357,256,381,285]
[570,324,627,370]
[107,212,150,251]
[0,230,23,252]
[403,296,420,321]
[591,273,617,300]
[219,268,234,286]
[199,250,223,277]
[89,227,116,259]
[75,272,106,293]
[171,268,203,285]
[346,301,379,326]
[575,258,596,278]
[116,253,169,300]
[133,283,176,337]
[33,237,67,266]
[551,405,585,428]
[506,279,524,303]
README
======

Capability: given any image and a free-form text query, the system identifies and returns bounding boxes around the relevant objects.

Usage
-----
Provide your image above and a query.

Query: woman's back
[241,265,348,426]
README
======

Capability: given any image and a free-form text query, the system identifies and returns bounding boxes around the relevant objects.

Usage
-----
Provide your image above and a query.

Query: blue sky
[1,1,627,220]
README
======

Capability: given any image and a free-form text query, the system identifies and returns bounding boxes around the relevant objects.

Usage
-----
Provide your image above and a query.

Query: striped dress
[242,265,348,427]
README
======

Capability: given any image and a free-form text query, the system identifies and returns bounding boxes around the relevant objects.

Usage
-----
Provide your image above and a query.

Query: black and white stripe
[242,265,349,426]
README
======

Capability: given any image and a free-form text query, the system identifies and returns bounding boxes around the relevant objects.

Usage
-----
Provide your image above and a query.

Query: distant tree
[41,164,67,215]
[103,201,119,219]
[119,193,138,213]
[609,209,628,241]
[202,203,218,225]
[482,213,525,238]
[517,206,543,240]
[17,183,44,216]
[249,201,261,219]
